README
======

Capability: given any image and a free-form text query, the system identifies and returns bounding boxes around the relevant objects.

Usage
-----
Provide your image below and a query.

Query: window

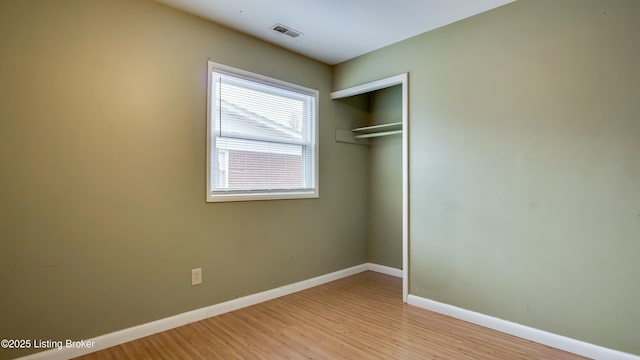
[206,62,319,202]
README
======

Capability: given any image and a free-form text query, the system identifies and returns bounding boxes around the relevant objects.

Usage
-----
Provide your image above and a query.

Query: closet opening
[331,74,409,302]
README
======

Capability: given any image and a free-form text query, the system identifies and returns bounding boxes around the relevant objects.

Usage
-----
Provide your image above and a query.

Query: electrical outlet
[191,268,202,286]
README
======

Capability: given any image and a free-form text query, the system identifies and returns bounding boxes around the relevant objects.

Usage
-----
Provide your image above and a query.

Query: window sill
[207,190,319,203]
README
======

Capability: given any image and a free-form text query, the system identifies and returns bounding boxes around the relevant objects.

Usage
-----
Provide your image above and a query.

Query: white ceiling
[157,0,516,65]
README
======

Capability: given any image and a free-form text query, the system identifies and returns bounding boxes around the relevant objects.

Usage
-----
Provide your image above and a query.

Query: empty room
[1,0,638,359]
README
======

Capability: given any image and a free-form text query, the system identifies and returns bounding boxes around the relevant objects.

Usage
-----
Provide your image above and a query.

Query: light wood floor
[75,271,586,359]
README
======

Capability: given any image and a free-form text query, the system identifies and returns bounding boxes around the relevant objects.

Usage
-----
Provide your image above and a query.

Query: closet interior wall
[334,85,403,269]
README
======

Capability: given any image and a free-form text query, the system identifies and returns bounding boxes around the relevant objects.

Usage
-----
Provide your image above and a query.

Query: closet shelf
[335,122,402,144]
[352,122,402,139]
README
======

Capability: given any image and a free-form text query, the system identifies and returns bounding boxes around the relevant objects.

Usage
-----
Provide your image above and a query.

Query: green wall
[0,0,368,358]
[335,0,640,355]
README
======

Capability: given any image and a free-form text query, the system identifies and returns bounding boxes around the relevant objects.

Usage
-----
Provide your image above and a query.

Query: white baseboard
[18,263,371,360]
[366,263,403,278]
[408,294,640,360]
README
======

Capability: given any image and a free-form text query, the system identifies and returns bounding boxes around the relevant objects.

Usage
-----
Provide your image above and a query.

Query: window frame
[206,61,319,202]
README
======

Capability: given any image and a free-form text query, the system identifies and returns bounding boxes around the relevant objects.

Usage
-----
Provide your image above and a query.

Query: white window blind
[207,63,318,202]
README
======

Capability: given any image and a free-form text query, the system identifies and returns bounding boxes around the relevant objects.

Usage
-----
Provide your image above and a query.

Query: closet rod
[354,130,402,139]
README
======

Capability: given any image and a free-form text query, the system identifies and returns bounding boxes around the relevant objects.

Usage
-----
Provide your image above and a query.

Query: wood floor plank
[74,271,586,360]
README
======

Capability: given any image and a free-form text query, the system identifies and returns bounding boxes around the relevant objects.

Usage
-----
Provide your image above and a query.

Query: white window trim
[206,61,319,202]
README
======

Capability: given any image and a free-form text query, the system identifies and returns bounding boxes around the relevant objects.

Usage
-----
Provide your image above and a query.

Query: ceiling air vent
[272,23,301,38]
